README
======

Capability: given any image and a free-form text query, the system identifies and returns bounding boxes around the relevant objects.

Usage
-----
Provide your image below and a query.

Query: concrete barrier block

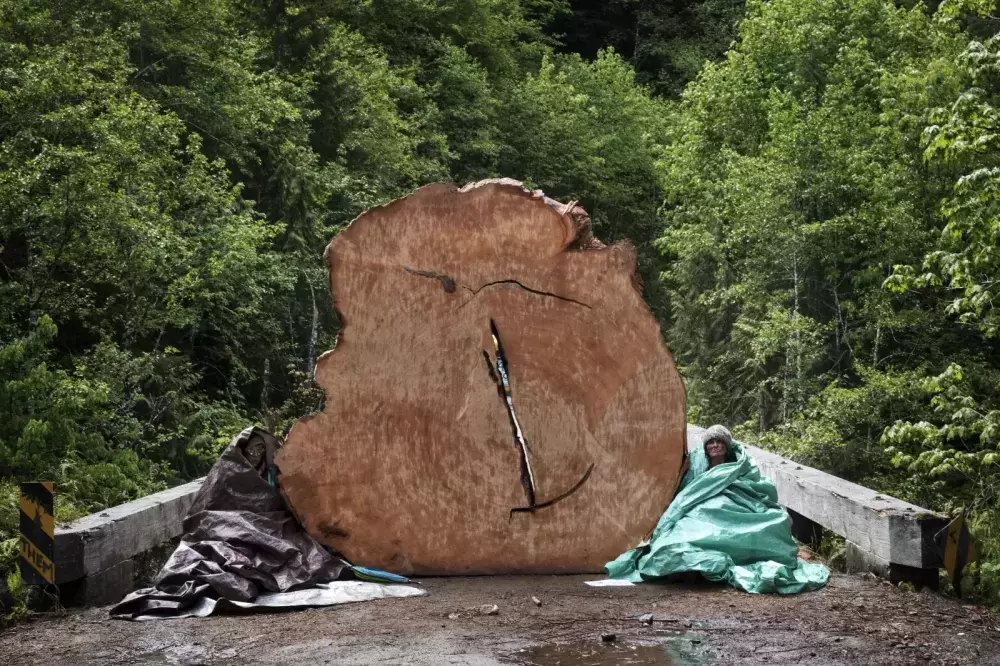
[60,559,135,607]
[687,425,947,571]
[845,540,939,590]
[55,478,203,584]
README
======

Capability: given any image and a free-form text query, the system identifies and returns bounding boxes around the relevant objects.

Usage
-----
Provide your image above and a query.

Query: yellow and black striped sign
[20,482,55,585]
[937,510,979,595]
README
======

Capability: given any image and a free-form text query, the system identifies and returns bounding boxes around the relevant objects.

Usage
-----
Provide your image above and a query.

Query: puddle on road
[132,643,238,665]
[512,643,672,665]
[506,636,706,666]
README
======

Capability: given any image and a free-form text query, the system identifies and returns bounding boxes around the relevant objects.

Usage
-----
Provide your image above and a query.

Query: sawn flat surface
[278,180,687,575]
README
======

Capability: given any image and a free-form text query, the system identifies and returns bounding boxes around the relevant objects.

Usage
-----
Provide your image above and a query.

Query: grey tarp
[111,427,425,620]
[119,581,428,621]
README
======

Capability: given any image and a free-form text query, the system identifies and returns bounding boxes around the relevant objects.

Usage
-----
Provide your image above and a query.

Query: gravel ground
[0,574,997,665]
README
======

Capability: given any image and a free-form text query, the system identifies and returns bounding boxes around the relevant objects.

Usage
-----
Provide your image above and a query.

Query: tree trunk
[276,179,688,575]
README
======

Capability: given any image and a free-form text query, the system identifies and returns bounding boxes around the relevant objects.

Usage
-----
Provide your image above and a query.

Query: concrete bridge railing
[53,426,947,604]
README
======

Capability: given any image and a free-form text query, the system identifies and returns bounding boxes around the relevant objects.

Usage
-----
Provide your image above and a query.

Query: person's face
[244,440,266,469]
[705,439,728,465]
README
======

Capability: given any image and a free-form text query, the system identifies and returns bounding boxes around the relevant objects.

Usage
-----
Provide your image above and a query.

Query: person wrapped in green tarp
[606,425,829,594]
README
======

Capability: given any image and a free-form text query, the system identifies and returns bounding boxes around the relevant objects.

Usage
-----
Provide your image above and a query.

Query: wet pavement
[1,574,998,665]
[504,636,705,665]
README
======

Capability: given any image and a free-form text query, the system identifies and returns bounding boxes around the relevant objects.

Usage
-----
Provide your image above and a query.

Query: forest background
[3,0,1000,606]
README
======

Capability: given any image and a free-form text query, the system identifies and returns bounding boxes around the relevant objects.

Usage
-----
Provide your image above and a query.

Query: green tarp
[606,439,829,594]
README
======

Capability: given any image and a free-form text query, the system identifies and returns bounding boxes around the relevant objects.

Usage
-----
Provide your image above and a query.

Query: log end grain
[277,179,687,575]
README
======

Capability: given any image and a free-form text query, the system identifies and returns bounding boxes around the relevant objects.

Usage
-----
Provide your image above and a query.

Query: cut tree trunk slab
[276,179,687,575]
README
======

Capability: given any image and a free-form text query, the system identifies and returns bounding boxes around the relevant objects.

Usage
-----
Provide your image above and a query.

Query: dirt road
[1,574,997,665]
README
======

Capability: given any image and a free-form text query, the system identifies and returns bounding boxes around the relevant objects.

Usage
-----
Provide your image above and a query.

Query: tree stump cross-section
[276,179,687,575]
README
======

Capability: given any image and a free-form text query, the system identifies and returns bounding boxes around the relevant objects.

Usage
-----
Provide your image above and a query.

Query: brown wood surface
[276,179,687,575]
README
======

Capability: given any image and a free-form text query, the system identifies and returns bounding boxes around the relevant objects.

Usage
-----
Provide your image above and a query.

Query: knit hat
[703,425,733,449]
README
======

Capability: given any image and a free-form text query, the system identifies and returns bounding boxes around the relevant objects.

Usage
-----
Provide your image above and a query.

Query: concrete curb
[55,478,203,604]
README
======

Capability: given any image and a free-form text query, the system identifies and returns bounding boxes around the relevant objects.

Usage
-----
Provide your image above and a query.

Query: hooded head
[702,425,733,468]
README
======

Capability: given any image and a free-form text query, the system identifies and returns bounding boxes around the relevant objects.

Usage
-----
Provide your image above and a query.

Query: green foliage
[8,0,1000,613]
[883,364,999,504]
[1,318,104,477]
[499,50,673,316]
[0,0,674,592]
[552,0,748,96]
[878,21,1000,605]
[881,362,1000,602]
[655,0,1000,606]
[890,34,1000,339]
[660,0,967,432]
[0,319,169,517]
[754,366,935,486]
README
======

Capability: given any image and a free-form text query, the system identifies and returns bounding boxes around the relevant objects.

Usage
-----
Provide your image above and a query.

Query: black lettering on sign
[19,482,55,585]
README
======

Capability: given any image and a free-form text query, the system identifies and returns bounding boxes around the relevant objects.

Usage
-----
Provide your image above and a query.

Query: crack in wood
[490,319,537,508]
[487,319,595,519]
[510,463,595,518]
[402,266,590,308]
[472,279,591,309]
[402,274,596,516]
[482,350,500,388]
[403,266,458,293]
